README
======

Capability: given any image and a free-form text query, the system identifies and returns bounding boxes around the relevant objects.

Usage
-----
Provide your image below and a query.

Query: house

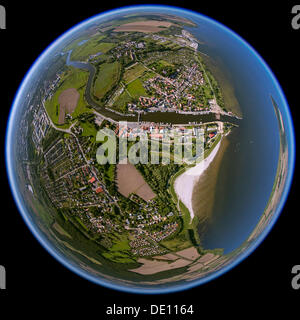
[95,187,103,194]
[89,177,96,184]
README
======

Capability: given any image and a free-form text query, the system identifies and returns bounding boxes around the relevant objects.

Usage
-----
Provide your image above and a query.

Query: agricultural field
[63,35,91,52]
[123,63,148,84]
[58,88,80,124]
[112,90,132,113]
[113,20,173,33]
[70,34,115,61]
[116,163,156,201]
[126,78,148,99]
[140,70,156,82]
[102,233,135,264]
[160,234,192,252]
[93,62,121,100]
[80,121,98,139]
[45,67,90,126]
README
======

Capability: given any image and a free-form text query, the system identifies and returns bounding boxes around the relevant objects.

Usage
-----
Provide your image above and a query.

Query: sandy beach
[174,139,222,221]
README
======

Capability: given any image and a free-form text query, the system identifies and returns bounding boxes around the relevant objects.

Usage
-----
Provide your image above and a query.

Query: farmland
[126,78,148,99]
[116,163,156,201]
[80,121,98,139]
[58,88,80,124]
[93,62,121,101]
[113,90,132,113]
[123,63,148,84]
[70,34,115,61]
[45,67,90,126]
[114,20,173,33]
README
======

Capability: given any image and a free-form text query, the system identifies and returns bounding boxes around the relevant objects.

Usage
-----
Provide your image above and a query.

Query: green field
[45,67,90,126]
[70,35,115,61]
[102,233,135,263]
[111,234,131,251]
[126,78,148,99]
[80,121,98,138]
[123,63,148,84]
[93,62,121,100]
[140,70,156,81]
[113,90,132,112]
[158,59,174,67]
[64,36,91,52]
[160,233,191,251]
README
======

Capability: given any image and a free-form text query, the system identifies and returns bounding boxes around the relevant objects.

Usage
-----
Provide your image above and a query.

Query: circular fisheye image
[6,5,295,294]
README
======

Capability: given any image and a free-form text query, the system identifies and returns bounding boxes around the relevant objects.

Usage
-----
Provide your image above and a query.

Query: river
[66,51,240,125]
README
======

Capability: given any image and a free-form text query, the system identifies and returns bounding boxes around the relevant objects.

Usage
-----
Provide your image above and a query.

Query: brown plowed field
[116,163,156,201]
[114,20,172,33]
[58,88,80,124]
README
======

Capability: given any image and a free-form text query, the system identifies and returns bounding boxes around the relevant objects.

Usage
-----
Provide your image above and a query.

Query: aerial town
[20,14,239,273]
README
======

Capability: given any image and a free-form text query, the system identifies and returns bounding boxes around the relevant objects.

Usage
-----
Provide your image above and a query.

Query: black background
[0,0,298,314]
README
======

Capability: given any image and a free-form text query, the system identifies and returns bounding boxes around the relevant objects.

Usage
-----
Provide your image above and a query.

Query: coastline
[174,138,222,222]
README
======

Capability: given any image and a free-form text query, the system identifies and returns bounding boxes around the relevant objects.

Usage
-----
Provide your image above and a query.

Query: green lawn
[93,62,121,100]
[126,78,148,99]
[204,133,221,158]
[45,67,90,126]
[75,217,89,231]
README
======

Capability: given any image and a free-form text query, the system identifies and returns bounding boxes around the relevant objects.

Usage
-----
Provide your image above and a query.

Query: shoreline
[174,138,222,221]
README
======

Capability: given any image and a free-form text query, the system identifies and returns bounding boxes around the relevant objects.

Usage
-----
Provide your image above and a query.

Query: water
[186,17,283,253]
[78,39,88,46]
[192,136,229,225]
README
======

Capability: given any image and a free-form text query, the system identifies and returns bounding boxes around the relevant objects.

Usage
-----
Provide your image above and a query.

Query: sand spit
[174,139,222,221]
